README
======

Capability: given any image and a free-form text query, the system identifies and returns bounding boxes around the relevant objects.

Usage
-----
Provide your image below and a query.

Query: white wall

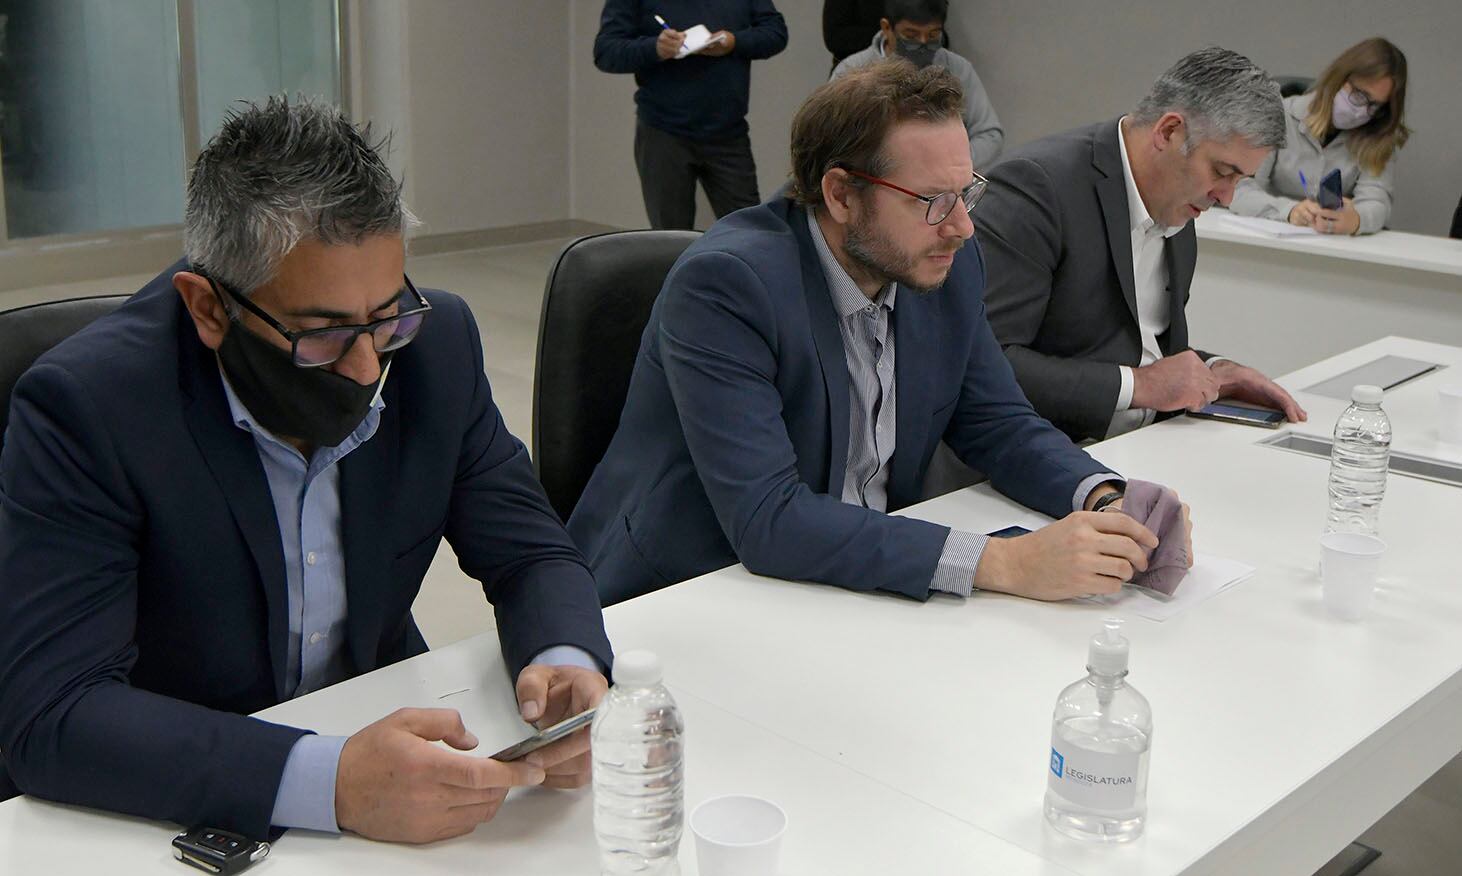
[945,0,1462,236]
[353,0,572,237]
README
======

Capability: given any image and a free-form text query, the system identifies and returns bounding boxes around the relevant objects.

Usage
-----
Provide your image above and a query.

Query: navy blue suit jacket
[568,196,1111,606]
[0,265,612,837]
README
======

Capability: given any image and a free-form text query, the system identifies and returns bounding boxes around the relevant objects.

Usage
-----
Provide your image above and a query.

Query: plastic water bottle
[1324,384,1392,537]
[593,650,684,875]
[1044,618,1152,843]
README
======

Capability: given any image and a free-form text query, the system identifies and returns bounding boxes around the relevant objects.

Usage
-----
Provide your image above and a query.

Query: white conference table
[1189,210,1462,378]
[3,338,1460,875]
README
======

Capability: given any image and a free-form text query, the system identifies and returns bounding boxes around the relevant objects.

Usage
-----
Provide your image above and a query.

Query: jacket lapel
[788,206,851,494]
[176,313,293,701]
[337,386,398,676]
[1092,120,1141,329]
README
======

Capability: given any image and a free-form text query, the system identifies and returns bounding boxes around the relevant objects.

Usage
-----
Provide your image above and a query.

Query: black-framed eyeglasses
[1343,81,1385,115]
[203,272,432,367]
[843,168,987,225]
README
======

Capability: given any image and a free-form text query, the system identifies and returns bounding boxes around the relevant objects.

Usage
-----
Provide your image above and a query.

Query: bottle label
[1047,733,1144,811]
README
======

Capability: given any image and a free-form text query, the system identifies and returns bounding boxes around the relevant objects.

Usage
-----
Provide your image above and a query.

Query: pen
[654,14,670,29]
[1298,169,1309,198]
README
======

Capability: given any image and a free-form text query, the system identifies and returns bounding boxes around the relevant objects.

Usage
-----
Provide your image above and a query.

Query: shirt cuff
[1115,365,1135,412]
[1204,356,1230,368]
[269,733,348,833]
[1074,472,1124,513]
[530,645,603,673]
[929,529,989,598]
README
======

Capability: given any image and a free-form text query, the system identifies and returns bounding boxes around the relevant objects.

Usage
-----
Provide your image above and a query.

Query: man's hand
[1288,199,1322,227]
[515,664,609,790]
[1209,360,1307,422]
[1131,350,1221,412]
[656,28,686,59]
[1313,197,1361,235]
[698,30,736,56]
[335,708,546,844]
[974,511,1158,601]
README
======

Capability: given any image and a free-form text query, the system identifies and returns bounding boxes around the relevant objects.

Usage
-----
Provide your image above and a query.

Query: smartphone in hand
[489,708,597,761]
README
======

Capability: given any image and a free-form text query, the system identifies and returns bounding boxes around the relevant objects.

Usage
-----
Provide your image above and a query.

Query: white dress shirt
[1109,117,1188,438]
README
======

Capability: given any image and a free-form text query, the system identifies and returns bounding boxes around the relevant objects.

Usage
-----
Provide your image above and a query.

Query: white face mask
[1331,87,1376,131]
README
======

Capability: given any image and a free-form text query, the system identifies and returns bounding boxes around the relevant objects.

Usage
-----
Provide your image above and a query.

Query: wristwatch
[1091,487,1126,513]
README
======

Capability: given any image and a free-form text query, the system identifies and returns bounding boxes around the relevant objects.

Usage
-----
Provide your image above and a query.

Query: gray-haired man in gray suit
[976,47,1307,443]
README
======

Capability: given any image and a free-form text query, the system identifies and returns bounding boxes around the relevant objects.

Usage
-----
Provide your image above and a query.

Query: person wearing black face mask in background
[830,0,1003,171]
[0,97,613,847]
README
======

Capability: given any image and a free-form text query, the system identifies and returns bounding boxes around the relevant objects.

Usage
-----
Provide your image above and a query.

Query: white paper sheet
[676,24,725,58]
[1212,212,1320,238]
[1079,553,1256,621]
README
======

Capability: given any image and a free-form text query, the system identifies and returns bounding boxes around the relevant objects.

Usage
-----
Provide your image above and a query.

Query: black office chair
[0,294,131,451]
[532,230,700,522]
[1275,75,1314,97]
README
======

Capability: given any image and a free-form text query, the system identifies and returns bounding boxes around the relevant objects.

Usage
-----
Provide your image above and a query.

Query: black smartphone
[489,707,597,761]
[986,525,1032,538]
[1188,402,1285,428]
[1317,168,1344,210]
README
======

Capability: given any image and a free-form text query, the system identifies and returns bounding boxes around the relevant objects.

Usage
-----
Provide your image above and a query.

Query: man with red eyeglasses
[570,61,1195,607]
[0,98,611,846]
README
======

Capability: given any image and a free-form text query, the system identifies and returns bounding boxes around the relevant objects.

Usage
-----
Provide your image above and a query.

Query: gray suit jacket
[975,118,1203,442]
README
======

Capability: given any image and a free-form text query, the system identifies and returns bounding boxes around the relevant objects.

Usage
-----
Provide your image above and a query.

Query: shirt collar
[1116,117,1184,240]
[805,209,897,318]
[217,359,387,463]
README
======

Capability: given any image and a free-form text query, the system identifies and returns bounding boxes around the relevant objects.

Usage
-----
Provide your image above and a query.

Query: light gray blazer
[831,32,1004,170]
[1230,93,1395,234]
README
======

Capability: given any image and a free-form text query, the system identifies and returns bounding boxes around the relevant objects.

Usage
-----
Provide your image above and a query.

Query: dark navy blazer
[0,264,612,837]
[569,196,1111,606]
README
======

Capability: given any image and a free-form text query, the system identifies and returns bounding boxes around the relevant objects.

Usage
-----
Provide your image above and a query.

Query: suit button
[309,632,324,645]
[306,552,317,566]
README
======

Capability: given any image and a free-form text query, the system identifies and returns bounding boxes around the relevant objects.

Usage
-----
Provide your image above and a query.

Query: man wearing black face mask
[831,0,1004,170]
[0,98,612,846]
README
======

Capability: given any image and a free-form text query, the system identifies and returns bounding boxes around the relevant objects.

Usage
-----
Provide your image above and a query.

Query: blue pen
[654,14,670,29]
[1298,169,1309,198]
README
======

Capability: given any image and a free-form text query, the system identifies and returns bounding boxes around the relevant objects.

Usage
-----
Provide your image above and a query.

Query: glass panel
[193,0,340,146]
[0,0,186,239]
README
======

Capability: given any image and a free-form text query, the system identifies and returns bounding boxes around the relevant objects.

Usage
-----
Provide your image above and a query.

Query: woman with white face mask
[1230,37,1409,235]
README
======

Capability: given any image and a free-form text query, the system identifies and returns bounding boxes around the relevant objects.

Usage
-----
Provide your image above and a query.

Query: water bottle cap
[613,650,663,687]
[1351,384,1383,405]
[1087,617,1130,677]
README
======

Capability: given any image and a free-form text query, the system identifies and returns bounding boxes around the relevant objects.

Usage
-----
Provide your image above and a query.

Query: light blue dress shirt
[217,367,598,833]
[805,213,1120,597]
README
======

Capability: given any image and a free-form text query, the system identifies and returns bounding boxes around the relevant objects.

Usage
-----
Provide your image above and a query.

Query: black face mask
[216,319,389,448]
[894,36,939,68]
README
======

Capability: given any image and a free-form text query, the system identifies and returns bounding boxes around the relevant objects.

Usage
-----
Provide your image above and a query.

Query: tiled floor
[5,237,1460,874]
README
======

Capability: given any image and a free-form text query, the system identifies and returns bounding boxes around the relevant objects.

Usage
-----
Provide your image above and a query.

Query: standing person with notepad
[594,0,788,230]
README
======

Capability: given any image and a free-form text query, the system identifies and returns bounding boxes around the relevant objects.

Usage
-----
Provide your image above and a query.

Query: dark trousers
[633,120,760,230]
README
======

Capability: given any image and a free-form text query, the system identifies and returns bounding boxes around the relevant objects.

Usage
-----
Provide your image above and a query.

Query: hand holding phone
[489,708,597,762]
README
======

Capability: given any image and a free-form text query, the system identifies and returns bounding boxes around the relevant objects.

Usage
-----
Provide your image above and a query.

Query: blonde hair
[1304,37,1410,176]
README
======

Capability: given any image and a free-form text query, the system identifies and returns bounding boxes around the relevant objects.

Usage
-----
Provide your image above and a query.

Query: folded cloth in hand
[1117,479,1190,595]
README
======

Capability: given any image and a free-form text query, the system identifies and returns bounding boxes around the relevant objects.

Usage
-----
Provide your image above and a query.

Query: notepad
[676,24,726,58]
[1211,212,1320,238]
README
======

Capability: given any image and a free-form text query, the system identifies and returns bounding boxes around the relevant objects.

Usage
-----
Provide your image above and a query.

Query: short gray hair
[1132,46,1285,153]
[183,95,416,296]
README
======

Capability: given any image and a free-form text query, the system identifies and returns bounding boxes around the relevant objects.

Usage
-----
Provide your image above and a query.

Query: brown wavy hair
[788,59,964,206]
[1304,37,1410,176]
